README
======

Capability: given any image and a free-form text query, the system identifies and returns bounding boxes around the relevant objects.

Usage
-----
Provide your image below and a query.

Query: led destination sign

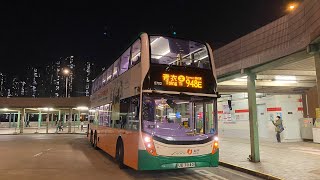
[162,73,203,89]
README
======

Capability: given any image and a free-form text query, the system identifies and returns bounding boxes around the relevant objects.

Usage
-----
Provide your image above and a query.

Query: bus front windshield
[142,94,217,141]
[150,36,211,69]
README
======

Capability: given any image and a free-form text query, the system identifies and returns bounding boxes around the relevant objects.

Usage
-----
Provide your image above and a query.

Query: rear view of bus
[138,34,219,170]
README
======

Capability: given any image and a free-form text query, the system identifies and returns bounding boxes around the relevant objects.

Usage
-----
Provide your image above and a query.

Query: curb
[219,161,282,180]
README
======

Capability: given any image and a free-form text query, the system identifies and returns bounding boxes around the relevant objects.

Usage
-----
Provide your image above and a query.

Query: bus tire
[93,131,98,149]
[116,139,126,169]
[86,125,89,137]
[90,130,94,147]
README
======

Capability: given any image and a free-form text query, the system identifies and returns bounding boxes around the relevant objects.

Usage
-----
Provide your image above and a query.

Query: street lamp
[287,2,298,12]
[289,5,295,10]
[63,68,70,98]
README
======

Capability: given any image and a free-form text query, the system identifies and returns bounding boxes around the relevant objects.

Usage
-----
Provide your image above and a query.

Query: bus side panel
[98,128,114,158]
[90,126,118,158]
[106,128,117,157]
[122,131,139,170]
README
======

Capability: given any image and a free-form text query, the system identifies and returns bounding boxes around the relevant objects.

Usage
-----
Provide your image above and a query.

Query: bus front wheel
[116,140,126,169]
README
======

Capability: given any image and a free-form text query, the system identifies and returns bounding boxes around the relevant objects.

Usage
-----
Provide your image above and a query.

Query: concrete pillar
[20,108,25,133]
[17,111,20,129]
[9,113,12,128]
[68,108,72,133]
[77,111,81,127]
[315,53,320,107]
[27,113,30,127]
[46,113,49,134]
[94,111,98,125]
[38,111,42,129]
[51,113,54,126]
[13,113,16,127]
[58,110,61,121]
[63,113,66,124]
[247,72,260,162]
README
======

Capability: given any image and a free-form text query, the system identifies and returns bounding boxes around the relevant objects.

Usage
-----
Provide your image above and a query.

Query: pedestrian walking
[80,121,84,131]
[272,116,284,143]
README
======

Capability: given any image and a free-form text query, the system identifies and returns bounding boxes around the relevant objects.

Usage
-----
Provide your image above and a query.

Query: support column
[247,72,260,162]
[58,110,61,121]
[38,111,42,129]
[77,110,81,127]
[13,113,16,127]
[315,53,320,107]
[46,113,49,134]
[51,113,54,126]
[17,111,20,129]
[27,113,30,127]
[63,113,66,124]
[9,113,12,128]
[20,108,25,134]
[94,111,98,125]
[68,108,72,133]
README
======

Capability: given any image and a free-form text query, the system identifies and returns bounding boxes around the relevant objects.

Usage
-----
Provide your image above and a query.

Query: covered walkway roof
[214,0,320,94]
[0,97,90,109]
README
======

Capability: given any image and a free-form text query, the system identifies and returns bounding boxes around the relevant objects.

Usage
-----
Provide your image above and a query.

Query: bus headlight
[143,134,157,156]
[212,136,219,154]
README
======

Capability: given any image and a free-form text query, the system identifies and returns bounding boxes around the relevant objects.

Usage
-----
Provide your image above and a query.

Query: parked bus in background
[88,33,219,170]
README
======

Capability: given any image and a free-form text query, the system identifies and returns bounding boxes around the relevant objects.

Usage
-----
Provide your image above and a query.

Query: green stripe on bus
[138,150,219,170]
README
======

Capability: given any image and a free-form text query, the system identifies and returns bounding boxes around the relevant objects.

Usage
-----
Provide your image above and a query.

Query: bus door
[193,101,215,135]
[194,102,204,134]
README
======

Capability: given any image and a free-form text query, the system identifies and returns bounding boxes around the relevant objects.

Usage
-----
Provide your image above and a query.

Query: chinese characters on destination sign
[162,74,202,88]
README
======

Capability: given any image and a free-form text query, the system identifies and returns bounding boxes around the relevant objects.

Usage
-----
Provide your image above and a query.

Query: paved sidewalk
[220,137,320,180]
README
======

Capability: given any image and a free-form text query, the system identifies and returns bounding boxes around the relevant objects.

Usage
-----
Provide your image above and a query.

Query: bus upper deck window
[150,36,211,70]
[119,47,130,75]
[130,39,141,67]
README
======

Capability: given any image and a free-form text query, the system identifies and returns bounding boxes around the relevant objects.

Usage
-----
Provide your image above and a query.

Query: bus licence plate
[176,162,195,168]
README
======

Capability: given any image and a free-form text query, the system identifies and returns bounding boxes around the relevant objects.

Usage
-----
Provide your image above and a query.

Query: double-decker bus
[88,33,219,170]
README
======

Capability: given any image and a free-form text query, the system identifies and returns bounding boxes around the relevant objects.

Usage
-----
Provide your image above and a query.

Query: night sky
[0,1,290,76]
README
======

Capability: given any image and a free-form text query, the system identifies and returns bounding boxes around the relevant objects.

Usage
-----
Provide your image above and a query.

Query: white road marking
[33,148,52,157]
[33,152,43,157]
[194,169,229,180]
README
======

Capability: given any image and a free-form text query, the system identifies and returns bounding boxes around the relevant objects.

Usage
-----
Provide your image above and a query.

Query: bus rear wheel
[86,125,89,137]
[93,131,98,149]
[90,130,94,147]
[116,140,126,169]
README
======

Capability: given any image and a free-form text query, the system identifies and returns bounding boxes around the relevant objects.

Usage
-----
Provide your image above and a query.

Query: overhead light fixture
[151,37,170,59]
[275,75,296,81]
[132,52,141,60]
[274,80,297,84]
[198,55,208,61]
[233,76,247,82]
[38,107,54,111]
[76,106,89,111]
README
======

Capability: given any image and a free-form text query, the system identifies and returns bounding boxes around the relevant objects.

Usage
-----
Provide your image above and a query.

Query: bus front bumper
[138,149,219,170]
